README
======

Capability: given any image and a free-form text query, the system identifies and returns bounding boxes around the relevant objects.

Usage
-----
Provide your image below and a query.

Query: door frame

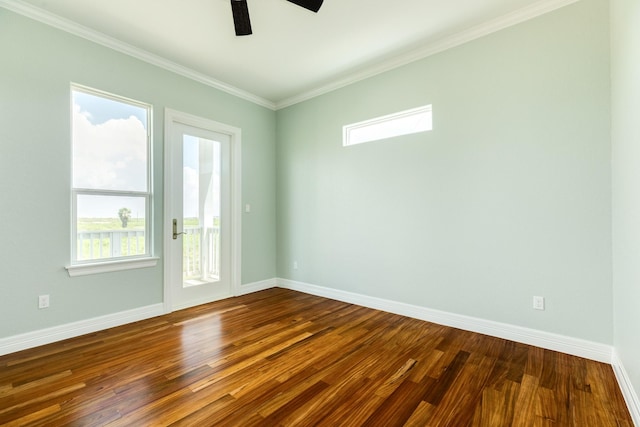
[163,108,242,313]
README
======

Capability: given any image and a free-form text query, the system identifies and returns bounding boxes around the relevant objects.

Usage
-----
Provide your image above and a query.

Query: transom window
[343,105,432,146]
[70,85,152,265]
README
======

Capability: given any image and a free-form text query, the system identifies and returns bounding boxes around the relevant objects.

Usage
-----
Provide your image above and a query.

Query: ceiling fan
[230,0,324,36]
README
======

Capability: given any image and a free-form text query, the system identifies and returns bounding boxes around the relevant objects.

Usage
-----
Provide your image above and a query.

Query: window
[343,105,432,146]
[69,85,155,274]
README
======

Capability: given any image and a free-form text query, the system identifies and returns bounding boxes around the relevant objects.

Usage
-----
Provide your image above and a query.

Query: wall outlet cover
[38,295,50,309]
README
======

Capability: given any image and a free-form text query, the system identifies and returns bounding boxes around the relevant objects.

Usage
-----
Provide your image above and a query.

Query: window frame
[343,105,433,147]
[67,84,157,276]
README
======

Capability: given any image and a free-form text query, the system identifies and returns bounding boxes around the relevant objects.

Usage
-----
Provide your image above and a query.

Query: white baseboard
[0,278,276,356]
[612,350,640,426]
[0,278,616,365]
[0,303,165,356]
[283,274,639,421]
[276,278,614,364]
[237,278,277,296]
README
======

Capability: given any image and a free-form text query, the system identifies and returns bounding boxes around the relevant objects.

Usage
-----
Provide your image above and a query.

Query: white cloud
[72,103,147,191]
[183,166,199,218]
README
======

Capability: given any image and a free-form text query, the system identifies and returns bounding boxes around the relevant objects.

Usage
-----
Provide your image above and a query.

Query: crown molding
[0,0,277,110]
[275,0,581,110]
[1,0,579,111]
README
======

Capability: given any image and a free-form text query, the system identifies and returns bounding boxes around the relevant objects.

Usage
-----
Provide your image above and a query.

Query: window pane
[72,90,148,191]
[76,194,147,261]
[182,135,221,286]
[343,105,432,146]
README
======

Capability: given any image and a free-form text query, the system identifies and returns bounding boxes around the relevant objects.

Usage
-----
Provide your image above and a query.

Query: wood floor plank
[213,367,322,426]
[361,377,437,427]
[259,380,330,426]
[512,374,540,427]
[0,288,633,426]
[427,355,496,427]
[404,400,437,426]
[476,379,520,426]
[1,404,61,427]
[423,350,471,406]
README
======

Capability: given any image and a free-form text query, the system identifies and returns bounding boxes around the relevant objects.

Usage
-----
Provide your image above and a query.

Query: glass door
[168,122,232,309]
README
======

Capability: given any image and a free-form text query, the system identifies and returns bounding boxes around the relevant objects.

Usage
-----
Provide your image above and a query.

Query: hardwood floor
[0,288,632,426]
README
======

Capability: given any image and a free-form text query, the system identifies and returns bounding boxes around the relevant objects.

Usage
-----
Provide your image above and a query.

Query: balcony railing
[182,226,220,281]
[76,226,220,280]
[77,229,145,260]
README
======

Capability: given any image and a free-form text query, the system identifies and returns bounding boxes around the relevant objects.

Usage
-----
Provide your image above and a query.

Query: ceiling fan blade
[286,0,324,13]
[230,0,252,36]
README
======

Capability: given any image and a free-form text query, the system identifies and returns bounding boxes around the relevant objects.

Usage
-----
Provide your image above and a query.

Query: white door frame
[163,108,242,313]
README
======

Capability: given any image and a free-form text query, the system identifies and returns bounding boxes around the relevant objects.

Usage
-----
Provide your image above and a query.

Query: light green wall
[611,0,640,402]
[0,9,276,337]
[277,0,612,343]
[0,0,625,357]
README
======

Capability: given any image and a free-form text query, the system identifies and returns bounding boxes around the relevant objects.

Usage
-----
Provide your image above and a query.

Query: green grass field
[77,217,203,231]
[77,217,145,231]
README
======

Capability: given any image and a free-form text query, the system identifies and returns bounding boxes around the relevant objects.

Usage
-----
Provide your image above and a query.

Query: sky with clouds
[72,90,148,219]
[72,100,148,192]
[72,90,220,221]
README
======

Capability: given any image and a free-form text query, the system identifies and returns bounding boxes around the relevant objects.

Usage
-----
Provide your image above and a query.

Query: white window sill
[66,257,159,277]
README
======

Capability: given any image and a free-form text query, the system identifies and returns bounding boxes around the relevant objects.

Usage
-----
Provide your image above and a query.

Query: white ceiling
[4,0,575,108]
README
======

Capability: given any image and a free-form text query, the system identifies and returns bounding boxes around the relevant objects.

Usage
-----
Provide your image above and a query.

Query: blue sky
[73,88,148,219]
[73,90,147,127]
[73,89,221,221]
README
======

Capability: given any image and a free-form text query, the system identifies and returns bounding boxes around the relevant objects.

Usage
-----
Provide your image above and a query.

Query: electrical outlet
[38,295,50,309]
[533,296,545,311]
[293,261,298,270]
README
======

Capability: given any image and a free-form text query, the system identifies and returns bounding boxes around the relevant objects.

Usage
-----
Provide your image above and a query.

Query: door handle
[173,219,185,240]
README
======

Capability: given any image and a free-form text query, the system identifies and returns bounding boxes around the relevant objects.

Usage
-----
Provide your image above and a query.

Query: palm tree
[118,207,132,228]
